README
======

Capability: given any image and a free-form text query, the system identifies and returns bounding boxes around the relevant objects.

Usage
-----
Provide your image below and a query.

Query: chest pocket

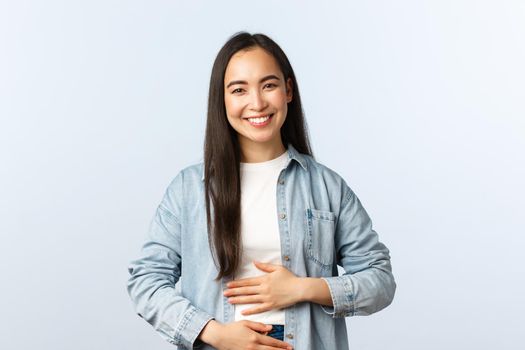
[305,208,336,270]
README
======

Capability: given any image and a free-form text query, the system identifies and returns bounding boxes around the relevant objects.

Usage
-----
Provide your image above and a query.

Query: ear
[285,78,293,103]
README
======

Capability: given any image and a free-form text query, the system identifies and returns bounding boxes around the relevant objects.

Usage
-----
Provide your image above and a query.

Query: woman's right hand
[199,319,293,350]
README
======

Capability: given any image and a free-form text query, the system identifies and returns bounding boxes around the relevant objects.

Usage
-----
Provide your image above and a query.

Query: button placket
[277,168,294,347]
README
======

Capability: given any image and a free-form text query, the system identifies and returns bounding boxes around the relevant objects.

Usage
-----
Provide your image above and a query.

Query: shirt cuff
[172,306,215,349]
[320,276,355,318]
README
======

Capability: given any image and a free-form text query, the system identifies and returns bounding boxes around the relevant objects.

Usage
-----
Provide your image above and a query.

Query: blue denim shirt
[127,144,396,349]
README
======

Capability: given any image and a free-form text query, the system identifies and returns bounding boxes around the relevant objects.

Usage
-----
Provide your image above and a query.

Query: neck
[239,138,286,163]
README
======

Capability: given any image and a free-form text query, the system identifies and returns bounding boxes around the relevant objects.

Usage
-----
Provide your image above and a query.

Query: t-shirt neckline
[240,150,288,171]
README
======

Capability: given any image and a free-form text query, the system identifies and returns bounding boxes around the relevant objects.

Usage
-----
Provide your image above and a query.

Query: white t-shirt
[233,150,289,325]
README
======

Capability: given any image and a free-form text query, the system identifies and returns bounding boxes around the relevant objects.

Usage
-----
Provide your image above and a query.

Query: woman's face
[224,46,292,151]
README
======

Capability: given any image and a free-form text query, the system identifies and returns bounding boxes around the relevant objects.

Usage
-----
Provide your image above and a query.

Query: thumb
[244,321,272,333]
[253,260,278,272]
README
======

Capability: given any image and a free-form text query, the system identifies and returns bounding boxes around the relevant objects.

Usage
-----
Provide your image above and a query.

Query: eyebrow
[226,74,281,89]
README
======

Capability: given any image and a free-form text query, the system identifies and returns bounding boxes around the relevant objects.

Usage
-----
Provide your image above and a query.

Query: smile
[246,114,274,126]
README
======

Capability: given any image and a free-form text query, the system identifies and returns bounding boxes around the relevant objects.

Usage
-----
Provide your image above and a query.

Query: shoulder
[298,153,357,207]
[303,155,351,188]
[160,162,204,215]
[305,155,345,181]
[288,144,347,185]
[165,162,204,189]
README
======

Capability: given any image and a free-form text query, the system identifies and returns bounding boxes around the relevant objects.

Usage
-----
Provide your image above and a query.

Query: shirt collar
[285,143,308,171]
[200,143,308,181]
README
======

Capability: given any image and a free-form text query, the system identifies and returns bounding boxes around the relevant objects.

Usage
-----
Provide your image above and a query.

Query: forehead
[224,47,283,82]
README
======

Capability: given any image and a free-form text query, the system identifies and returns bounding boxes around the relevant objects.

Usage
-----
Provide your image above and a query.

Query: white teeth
[247,115,271,123]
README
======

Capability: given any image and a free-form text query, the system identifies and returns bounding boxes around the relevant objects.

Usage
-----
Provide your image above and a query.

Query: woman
[127,32,396,350]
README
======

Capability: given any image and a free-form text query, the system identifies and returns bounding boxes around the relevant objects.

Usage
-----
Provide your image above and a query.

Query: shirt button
[279,213,286,220]
[279,179,285,185]
[286,333,294,339]
[283,255,290,261]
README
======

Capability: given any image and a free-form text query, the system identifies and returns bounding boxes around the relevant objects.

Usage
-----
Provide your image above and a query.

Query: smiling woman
[223,48,292,160]
[127,32,396,350]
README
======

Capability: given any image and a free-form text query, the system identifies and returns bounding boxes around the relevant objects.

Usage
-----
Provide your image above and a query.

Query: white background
[1,1,524,349]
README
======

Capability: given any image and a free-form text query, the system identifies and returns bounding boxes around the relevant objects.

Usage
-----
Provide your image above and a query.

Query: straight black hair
[204,31,313,280]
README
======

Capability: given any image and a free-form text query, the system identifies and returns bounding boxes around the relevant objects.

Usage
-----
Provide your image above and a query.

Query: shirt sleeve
[127,174,214,349]
[320,183,396,318]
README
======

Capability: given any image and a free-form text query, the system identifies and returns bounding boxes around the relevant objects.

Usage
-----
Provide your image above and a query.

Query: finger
[223,286,259,297]
[254,261,279,272]
[241,302,273,315]
[227,278,261,288]
[258,345,292,350]
[228,295,263,305]
[244,321,272,333]
[258,334,293,349]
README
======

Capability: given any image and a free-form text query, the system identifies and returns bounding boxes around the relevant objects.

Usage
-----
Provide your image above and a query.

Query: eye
[231,88,244,94]
[263,83,277,89]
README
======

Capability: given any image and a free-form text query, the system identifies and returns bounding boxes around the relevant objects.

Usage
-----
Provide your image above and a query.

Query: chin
[249,133,278,144]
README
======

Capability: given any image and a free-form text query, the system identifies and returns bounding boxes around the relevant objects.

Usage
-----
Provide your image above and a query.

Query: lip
[244,113,274,128]
[243,113,273,119]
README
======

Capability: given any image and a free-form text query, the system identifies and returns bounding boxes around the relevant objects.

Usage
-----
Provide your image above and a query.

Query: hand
[201,320,293,350]
[223,261,302,315]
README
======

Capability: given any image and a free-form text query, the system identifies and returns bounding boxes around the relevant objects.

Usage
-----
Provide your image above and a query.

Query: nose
[249,90,268,111]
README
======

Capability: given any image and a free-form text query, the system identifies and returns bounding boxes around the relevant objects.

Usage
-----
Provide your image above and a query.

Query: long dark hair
[204,32,313,280]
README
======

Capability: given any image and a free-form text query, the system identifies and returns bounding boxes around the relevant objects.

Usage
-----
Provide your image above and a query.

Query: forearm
[128,266,214,347]
[127,203,214,348]
[321,266,396,317]
[198,320,223,348]
[297,277,333,306]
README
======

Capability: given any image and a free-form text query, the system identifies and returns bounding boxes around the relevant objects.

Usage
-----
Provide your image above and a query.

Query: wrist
[297,277,333,306]
[199,319,223,347]
[297,277,313,303]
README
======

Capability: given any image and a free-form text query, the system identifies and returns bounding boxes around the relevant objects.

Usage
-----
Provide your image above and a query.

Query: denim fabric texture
[127,144,396,350]
[266,324,284,341]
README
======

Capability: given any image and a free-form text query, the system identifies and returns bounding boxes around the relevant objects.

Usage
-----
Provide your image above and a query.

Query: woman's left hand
[223,261,302,315]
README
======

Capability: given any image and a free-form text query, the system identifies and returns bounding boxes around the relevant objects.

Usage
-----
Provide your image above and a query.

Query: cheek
[269,90,288,107]
[224,97,244,118]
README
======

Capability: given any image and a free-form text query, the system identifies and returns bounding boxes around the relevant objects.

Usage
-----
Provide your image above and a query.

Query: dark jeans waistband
[266,324,284,341]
